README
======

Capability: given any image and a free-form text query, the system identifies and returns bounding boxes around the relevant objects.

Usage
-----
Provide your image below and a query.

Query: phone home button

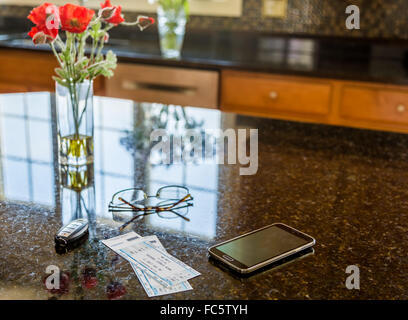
[223,255,234,262]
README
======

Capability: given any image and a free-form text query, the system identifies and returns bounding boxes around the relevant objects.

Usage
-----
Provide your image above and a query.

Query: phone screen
[215,225,312,267]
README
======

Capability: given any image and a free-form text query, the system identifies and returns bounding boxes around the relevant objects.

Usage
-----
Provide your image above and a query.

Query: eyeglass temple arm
[118,194,192,229]
[118,210,157,231]
[117,197,145,231]
[168,209,190,221]
[119,219,134,231]
[159,194,192,211]
[118,197,144,211]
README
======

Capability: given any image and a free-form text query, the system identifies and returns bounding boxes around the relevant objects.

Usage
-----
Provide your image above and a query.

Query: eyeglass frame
[108,185,194,213]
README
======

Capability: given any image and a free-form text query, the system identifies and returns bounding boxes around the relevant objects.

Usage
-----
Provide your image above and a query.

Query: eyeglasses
[113,203,192,231]
[108,185,193,230]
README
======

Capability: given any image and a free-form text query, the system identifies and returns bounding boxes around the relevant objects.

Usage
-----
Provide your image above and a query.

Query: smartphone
[208,223,316,274]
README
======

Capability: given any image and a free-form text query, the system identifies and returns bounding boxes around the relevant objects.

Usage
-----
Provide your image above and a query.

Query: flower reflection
[81,267,98,289]
[120,104,215,165]
[106,281,127,300]
[43,271,71,295]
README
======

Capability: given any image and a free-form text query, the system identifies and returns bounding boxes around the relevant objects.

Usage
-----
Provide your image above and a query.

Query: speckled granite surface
[0,92,408,299]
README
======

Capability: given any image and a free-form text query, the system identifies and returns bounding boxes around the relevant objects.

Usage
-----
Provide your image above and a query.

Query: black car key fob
[55,218,89,247]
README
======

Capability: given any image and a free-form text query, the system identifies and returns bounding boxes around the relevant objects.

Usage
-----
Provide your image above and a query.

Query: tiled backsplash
[1,0,408,39]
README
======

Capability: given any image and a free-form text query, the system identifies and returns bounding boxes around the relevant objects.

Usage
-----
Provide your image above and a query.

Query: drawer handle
[269,91,278,100]
[396,104,406,113]
[122,80,196,96]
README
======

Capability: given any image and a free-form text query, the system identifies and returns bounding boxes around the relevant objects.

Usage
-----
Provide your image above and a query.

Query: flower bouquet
[27,1,154,166]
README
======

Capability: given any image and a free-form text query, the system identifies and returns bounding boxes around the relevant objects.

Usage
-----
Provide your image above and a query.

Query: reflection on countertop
[0,93,221,240]
[1,92,408,299]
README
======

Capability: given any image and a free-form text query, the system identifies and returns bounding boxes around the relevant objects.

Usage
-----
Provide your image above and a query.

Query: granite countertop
[0,92,408,299]
[1,17,408,84]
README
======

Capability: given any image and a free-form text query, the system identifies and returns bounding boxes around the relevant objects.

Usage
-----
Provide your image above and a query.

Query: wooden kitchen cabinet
[338,83,408,131]
[221,70,332,122]
[221,70,408,134]
[105,63,219,109]
[0,82,28,93]
[3,46,408,134]
[0,49,104,94]
[0,49,57,92]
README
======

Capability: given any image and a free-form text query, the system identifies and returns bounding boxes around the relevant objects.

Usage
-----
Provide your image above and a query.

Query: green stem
[95,25,113,61]
[67,81,80,140]
[77,79,92,129]
[95,35,105,60]
[65,32,80,139]
[87,60,105,70]
[51,42,63,69]
[77,32,88,61]
[66,32,76,81]
[89,36,97,67]
[72,34,77,65]
[55,35,65,51]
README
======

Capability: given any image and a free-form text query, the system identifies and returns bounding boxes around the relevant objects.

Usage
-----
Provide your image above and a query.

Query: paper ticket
[102,232,172,287]
[102,232,195,295]
[117,235,201,286]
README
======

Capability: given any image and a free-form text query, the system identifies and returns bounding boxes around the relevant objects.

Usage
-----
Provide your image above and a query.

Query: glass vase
[157,5,186,59]
[56,80,94,166]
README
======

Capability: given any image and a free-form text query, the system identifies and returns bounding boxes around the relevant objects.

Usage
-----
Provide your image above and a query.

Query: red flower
[81,267,98,289]
[100,0,124,26]
[136,15,155,30]
[27,2,60,29]
[106,281,126,300]
[42,271,70,295]
[28,25,58,44]
[59,4,95,33]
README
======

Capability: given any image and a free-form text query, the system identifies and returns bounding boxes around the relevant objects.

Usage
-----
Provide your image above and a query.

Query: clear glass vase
[157,5,186,59]
[56,80,94,166]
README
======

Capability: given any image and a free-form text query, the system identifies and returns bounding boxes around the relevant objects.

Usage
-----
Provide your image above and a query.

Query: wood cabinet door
[0,49,105,94]
[340,85,408,125]
[106,63,219,109]
[221,70,332,121]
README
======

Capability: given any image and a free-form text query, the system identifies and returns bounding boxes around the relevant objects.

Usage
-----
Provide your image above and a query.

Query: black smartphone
[208,223,316,274]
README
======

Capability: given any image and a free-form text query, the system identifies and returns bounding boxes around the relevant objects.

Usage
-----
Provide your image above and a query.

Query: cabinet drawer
[0,82,28,93]
[340,86,408,125]
[221,71,332,116]
[0,49,105,94]
[0,49,57,90]
[106,63,219,108]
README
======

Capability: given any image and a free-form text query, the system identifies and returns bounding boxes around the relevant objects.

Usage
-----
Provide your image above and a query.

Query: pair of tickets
[101,231,200,297]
